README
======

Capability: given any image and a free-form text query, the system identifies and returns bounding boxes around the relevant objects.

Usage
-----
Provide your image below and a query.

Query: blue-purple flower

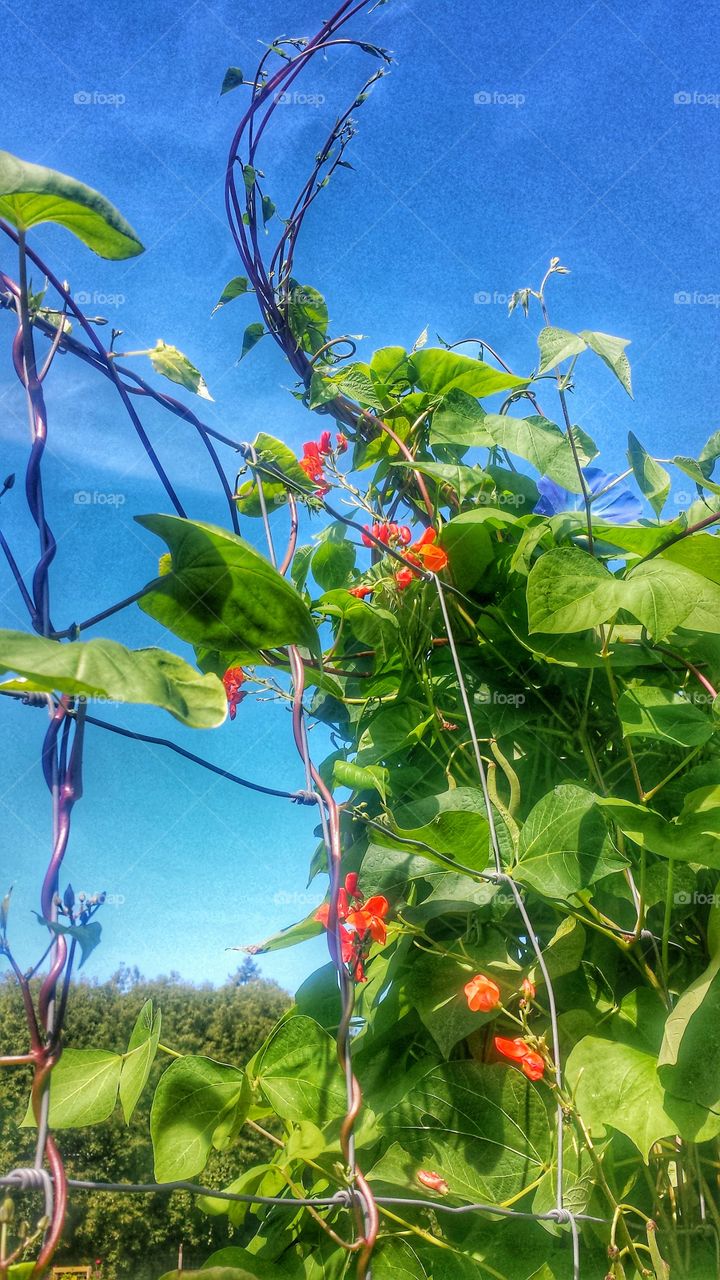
[535,467,642,523]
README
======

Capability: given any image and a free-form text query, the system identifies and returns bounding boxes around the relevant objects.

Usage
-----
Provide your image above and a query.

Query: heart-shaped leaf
[0,149,143,259]
[0,629,226,727]
[136,515,319,655]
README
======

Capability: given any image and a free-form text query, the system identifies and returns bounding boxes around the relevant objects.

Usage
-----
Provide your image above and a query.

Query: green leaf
[119,999,162,1123]
[161,1267,276,1280]
[370,345,412,394]
[408,349,528,399]
[566,1036,720,1159]
[371,1240,428,1279]
[579,329,632,397]
[623,559,720,639]
[377,789,492,875]
[405,949,497,1057]
[136,515,318,656]
[395,459,488,503]
[261,195,276,226]
[149,340,212,400]
[255,1016,347,1125]
[536,326,587,374]
[151,1056,248,1181]
[212,276,249,314]
[240,322,265,360]
[526,548,619,633]
[33,916,101,968]
[286,281,328,356]
[202,1245,293,1275]
[0,629,226,728]
[484,413,584,490]
[312,538,356,591]
[429,389,493,448]
[659,953,720,1111]
[597,798,677,858]
[356,701,433,764]
[515,784,624,900]
[326,364,386,410]
[22,1049,122,1129]
[672,455,720,497]
[373,1061,551,1203]
[438,514,495,592]
[235,908,323,956]
[617,685,714,748]
[0,148,143,259]
[220,67,245,95]
[598,793,720,868]
[333,760,387,798]
[627,431,670,516]
[660,532,720,584]
[247,431,315,497]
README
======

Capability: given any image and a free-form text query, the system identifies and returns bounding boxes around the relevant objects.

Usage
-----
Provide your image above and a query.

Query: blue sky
[0,0,718,993]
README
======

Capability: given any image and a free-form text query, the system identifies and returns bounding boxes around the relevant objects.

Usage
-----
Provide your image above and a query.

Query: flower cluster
[494,1036,545,1081]
[463,972,544,1079]
[298,431,347,497]
[361,521,412,549]
[315,872,389,982]
[353,524,450,595]
[395,528,449,588]
[222,667,246,720]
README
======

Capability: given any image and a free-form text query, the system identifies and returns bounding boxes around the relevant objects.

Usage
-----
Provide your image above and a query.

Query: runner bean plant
[2,4,720,1278]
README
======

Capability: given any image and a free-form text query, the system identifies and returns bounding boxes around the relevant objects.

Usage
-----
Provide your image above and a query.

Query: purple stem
[0,231,187,518]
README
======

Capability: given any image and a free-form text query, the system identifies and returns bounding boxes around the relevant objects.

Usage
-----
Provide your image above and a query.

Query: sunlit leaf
[0,149,143,259]
[148,340,212,400]
[0,629,226,728]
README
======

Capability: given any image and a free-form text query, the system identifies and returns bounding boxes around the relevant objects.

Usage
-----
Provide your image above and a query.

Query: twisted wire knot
[330,1188,355,1207]
[291,788,318,806]
[21,692,50,708]
[2,1167,54,1222]
[4,1168,47,1190]
[548,1206,574,1225]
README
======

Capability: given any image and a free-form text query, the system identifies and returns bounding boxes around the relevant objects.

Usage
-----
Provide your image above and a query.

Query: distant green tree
[0,966,289,1279]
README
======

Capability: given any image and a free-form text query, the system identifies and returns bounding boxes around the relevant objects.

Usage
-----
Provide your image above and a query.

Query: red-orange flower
[464,973,501,1013]
[344,872,361,900]
[314,885,350,927]
[362,522,390,548]
[222,667,246,720]
[349,584,374,599]
[395,567,418,590]
[299,441,325,484]
[520,977,536,1002]
[519,1050,545,1081]
[314,878,388,982]
[408,527,448,573]
[318,430,333,455]
[416,1170,449,1195]
[336,432,348,453]
[494,1036,546,1081]
[347,895,390,945]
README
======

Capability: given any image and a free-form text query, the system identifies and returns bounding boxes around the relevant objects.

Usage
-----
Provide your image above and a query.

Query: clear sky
[0,0,718,993]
